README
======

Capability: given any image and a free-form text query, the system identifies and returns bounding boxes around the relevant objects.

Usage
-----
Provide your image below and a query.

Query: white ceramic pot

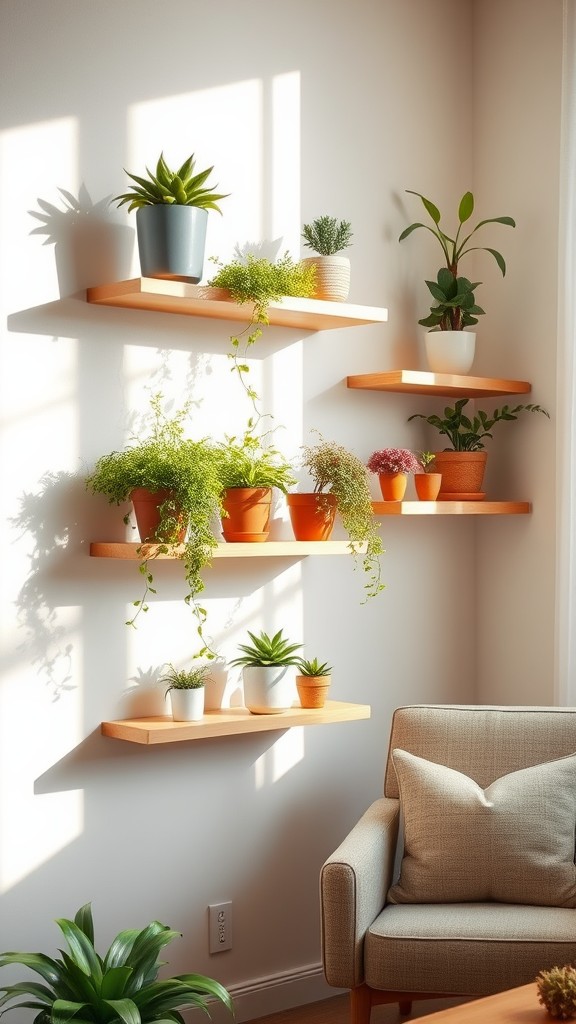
[170,687,205,722]
[424,330,476,374]
[243,666,295,715]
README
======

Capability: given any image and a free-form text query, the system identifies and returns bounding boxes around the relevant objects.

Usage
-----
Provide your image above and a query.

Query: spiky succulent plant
[537,965,576,1019]
[297,657,332,677]
[114,152,229,213]
[301,215,353,255]
[231,629,302,668]
[0,902,233,1024]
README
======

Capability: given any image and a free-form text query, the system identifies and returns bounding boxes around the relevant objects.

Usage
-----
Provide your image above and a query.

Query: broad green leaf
[103,996,141,1024]
[458,191,474,223]
[0,952,62,988]
[73,905,94,946]
[51,997,87,1024]
[100,966,133,1000]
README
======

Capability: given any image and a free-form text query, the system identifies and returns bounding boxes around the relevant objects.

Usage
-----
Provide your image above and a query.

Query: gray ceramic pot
[136,205,208,282]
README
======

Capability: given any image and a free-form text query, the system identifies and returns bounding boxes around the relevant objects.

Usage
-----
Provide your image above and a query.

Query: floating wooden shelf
[89,540,365,559]
[346,370,531,397]
[101,700,371,744]
[86,279,388,331]
[372,501,531,516]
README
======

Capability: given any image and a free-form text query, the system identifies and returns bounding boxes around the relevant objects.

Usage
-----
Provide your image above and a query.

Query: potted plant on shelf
[408,398,549,498]
[296,656,333,709]
[215,427,296,542]
[160,662,213,721]
[0,902,233,1023]
[414,451,443,501]
[399,189,515,374]
[301,214,353,301]
[366,447,420,502]
[289,434,384,601]
[113,151,229,283]
[230,628,302,715]
[85,393,223,638]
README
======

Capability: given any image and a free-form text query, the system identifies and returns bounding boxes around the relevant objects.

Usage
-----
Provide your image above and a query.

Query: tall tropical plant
[0,902,233,1024]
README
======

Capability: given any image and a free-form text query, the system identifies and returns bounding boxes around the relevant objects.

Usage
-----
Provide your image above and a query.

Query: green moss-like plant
[0,902,233,1024]
[537,965,576,1019]
[302,215,353,255]
[299,434,384,601]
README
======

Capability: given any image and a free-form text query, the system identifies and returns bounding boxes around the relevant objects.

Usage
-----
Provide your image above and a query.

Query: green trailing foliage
[0,902,233,1024]
[113,152,229,213]
[300,433,384,601]
[408,397,550,452]
[231,629,302,668]
[399,190,515,330]
[301,215,353,256]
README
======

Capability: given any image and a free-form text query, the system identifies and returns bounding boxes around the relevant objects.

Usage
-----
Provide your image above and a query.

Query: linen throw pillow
[387,748,576,907]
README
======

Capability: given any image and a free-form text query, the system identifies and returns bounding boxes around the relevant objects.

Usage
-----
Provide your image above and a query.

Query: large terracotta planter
[221,487,272,542]
[130,488,186,542]
[433,452,488,500]
[378,473,407,501]
[296,675,331,709]
[287,493,337,541]
[414,473,442,501]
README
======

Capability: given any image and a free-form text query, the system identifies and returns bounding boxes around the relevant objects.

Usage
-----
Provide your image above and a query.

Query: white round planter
[301,255,350,301]
[243,666,295,715]
[169,687,205,722]
[424,330,476,374]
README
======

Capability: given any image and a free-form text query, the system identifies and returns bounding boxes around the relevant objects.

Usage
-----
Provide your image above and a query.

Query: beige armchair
[321,704,576,1024]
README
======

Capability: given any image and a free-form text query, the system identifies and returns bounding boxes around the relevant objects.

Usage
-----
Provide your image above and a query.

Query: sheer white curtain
[556,0,576,703]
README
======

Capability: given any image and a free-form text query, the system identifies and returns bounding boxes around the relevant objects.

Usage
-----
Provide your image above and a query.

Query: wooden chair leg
[350,984,373,1024]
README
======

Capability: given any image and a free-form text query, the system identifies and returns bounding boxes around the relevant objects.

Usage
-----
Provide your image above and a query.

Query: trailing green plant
[408,398,550,452]
[299,433,384,601]
[399,190,515,330]
[0,901,233,1024]
[297,657,332,677]
[113,152,228,213]
[216,427,296,492]
[301,215,353,256]
[86,393,223,650]
[160,662,213,695]
[208,253,316,420]
[230,629,302,668]
[536,965,576,1020]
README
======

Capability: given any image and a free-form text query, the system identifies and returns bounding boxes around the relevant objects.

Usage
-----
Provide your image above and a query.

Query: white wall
[0,0,562,1019]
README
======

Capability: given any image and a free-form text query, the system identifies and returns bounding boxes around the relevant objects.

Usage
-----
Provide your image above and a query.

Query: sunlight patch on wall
[270,71,301,252]
[0,117,78,309]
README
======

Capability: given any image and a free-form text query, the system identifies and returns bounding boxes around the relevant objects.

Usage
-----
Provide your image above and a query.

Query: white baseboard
[189,961,345,1023]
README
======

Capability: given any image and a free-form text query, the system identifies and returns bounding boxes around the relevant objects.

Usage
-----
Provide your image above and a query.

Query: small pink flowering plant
[367,448,420,475]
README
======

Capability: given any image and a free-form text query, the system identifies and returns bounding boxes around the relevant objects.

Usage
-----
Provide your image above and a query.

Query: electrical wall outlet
[208,901,232,953]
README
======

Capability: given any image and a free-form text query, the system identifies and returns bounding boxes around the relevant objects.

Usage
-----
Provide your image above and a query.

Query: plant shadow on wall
[29,185,133,295]
[9,471,90,701]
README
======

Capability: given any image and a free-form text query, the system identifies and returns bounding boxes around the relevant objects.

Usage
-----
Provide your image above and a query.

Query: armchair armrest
[320,797,400,989]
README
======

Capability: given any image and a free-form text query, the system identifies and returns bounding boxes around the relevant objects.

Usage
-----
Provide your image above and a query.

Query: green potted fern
[160,662,213,721]
[86,393,223,635]
[301,214,353,301]
[216,428,296,542]
[0,902,233,1023]
[230,629,302,715]
[113,151,229,283]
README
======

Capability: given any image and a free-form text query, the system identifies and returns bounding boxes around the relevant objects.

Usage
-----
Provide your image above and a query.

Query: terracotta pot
[414,473,442,501]
[378,472,407,501]
[130,488,187,543]
[221,487,272,542]
[296,675,331,709]
[287,493,337,541]
[433,452,488,499]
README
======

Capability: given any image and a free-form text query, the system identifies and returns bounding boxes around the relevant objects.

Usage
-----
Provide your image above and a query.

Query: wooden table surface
[418,984,547,1024]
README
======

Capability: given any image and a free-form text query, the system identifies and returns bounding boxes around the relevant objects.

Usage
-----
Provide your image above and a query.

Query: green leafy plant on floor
[113,152,229,212]
[0,902,233,1024]
[301,215,353,255]
[299,434,385,601]
[208,252,316,422]
[399,190,515,330]
[408,398,550,451]
[86,393,223,653]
